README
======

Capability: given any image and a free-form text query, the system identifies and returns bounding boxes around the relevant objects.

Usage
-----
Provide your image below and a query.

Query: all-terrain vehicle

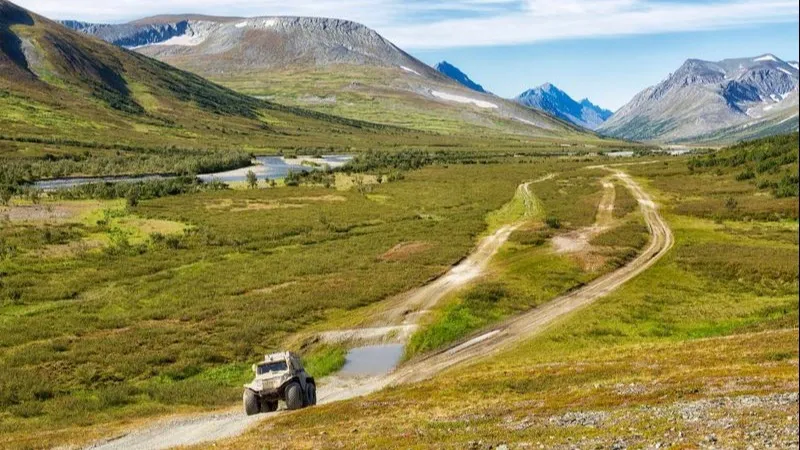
[243,351,317,415]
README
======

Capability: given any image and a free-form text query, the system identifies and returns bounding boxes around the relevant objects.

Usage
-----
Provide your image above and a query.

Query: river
[34,155,352,191]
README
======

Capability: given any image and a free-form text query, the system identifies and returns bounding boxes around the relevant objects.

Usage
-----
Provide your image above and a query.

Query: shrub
[735,169,755,181]
[126,188,140,207]
[0,186,12,205]
[246,170,258,189]
[545,216,561,229]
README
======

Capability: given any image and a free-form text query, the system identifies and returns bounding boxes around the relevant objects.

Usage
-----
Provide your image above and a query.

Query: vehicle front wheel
[261,400,278,413]
[243,390,260,416]
[306,383,317,406]
[285,382,304,410]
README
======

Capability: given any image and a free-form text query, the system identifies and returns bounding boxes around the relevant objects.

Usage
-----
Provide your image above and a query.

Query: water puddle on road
[339,344,404,376]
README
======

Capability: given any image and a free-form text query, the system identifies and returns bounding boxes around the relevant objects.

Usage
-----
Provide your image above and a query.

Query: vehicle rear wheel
[285,382,303,410]
[261,400,278,413]
[243,390,260,416]
[306,383,317,406]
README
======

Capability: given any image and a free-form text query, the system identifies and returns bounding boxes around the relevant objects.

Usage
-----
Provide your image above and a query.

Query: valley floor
[0,142,797,449]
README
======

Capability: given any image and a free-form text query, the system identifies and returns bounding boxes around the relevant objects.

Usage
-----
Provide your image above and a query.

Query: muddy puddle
[339,344,404,376]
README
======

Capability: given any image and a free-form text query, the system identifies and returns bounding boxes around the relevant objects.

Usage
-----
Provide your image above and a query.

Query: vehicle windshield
[257,361,288,375]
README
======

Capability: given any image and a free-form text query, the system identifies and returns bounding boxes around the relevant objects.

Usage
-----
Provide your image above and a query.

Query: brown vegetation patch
[570,251,609,272]
[34,239,104,258]
[205,195,344,212]
[205,199,305,212]
[204,199,234,210]
[379,241,433,261]
[230,203,305,212]
[245,281,298,296]
[0,202,100,223]
[286,195,346,203]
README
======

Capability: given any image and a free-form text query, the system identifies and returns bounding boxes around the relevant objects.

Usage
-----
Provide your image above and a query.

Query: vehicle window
[257,361,287,375]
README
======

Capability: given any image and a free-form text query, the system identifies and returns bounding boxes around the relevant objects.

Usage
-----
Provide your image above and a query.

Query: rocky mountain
[434,61,487,93]
[58,15,597,140]
[0,0,423,151]
[62,16,442,78]
[599,54,799,143]
[515,83,612,130]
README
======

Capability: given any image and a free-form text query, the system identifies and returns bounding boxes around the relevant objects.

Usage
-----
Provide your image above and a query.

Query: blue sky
[16,0,800,110]
[414,23,800,110]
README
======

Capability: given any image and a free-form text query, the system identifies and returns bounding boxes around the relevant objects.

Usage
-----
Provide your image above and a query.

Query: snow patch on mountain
[513,117,540,127]
[400,66,421,76]
[754,54,779,62]
[431,91,497,109]
[153,32,207,46]
[247,18,279,28]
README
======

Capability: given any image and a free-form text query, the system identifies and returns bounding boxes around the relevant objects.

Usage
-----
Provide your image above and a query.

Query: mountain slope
[434,61,487,93]
[515,83,612,130]
[61,15,602,142]
[598,54,799,143]
[1,0,444,155]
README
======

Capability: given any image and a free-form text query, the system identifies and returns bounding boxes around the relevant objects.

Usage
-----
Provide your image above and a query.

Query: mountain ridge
[0,0,442,153]
[61,15,442,78]
[599,53,799,143]
[58,13,598,140]
[515,83,612,130]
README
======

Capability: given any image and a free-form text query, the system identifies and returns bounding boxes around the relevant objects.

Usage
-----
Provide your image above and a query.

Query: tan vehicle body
[243,352,316,415]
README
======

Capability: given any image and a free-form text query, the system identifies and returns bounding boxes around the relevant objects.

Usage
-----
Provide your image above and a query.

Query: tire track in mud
[83,169,672,450]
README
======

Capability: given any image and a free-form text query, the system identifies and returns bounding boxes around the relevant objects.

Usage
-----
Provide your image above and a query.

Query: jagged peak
[538,82,556,91]
[434,60,487,93]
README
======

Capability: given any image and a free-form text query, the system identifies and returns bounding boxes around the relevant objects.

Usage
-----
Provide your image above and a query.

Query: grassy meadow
[204,66,594,140]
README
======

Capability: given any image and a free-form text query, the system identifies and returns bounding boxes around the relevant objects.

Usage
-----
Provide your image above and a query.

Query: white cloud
[13,0,800,49]
[382,0,800,49]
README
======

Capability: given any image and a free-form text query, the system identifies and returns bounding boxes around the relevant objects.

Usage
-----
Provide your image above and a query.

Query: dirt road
[390,168,674,384]
[84,169,672,450]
